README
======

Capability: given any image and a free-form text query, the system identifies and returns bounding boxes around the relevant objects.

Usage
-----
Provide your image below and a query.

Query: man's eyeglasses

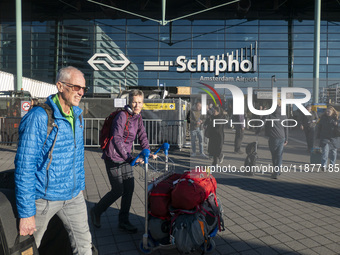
[60,82,89,93]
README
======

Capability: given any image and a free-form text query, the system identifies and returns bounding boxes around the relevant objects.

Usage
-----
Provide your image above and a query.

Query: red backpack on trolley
[148,173,182,219]
[171,169,217,210]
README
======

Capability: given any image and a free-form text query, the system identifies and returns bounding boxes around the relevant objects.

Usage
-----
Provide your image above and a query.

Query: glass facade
[1,16,340,94]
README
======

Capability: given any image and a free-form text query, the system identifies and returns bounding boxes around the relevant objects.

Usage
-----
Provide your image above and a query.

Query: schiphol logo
[88,53,130,71]
[199,84,312,129]
[145,43,258,76]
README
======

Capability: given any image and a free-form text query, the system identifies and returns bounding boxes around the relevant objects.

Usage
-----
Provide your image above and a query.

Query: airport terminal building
[0,0,340,97]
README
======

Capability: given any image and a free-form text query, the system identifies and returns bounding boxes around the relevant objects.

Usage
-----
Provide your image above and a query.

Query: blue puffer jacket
[15,95,85,218]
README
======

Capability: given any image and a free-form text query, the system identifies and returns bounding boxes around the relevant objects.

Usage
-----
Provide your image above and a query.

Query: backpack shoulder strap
[33,103,59,195]
[34,103,55,140]
[78,114,83,126]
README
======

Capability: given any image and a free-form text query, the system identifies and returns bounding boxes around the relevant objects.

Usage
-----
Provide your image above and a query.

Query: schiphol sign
[176,54,257,76]
[144,43,258,76]
[88,43,257,76]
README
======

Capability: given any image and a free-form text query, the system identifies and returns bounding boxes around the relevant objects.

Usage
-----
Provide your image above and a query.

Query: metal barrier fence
[84,118,186,149]
[0,117,21,145]
[0,117,187,149]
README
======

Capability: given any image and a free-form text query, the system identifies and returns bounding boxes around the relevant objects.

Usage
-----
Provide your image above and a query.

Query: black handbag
[9,235,39,255]
[334,126,340,137]
[334,121,340,137]
[0,189,39,255]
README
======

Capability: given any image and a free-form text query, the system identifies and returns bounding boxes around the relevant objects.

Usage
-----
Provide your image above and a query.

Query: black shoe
[90,207,101,228]
[271,173,279,179]
[234,150,244,154]
[119,221,138,234]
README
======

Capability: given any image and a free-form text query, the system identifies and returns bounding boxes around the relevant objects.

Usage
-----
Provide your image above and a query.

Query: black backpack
[245,142,257,155]
[170,211,208,254]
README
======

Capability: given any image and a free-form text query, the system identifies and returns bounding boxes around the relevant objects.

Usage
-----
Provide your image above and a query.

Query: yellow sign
[143,103,176,110]
[177,87,191,95]
[312,104,327,113]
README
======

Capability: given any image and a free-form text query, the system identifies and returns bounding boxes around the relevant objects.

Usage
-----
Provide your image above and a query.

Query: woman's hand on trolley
[135,158,145,164]
[134,153,157,165]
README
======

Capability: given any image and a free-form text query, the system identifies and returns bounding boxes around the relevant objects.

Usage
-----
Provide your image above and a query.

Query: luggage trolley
[131,143,176,253]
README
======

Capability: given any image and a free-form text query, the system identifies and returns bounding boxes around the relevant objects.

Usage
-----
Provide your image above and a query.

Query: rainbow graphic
[198,82,223,115]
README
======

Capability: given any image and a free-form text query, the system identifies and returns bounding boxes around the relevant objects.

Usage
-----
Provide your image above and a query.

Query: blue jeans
[191,128,203,154]
[320,140,337,167]
[268,137,285,167]
[34,192,92,255]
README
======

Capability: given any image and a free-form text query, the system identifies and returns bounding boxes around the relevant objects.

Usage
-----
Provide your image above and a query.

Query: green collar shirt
[52,94,75,133]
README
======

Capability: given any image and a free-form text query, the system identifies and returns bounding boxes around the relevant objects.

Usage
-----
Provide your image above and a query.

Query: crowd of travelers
[188,99,340,177]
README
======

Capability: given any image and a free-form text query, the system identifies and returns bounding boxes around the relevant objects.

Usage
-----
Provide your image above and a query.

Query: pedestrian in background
[265,101,288,179]
[257,100,288,179]
[300,104,318,153]
[187,101,208,158]
[316,106,339,171]
[205,105,224,165]
[232,114,245,154]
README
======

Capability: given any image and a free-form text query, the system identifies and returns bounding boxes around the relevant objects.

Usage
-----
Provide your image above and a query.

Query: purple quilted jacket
[102,105,150,163]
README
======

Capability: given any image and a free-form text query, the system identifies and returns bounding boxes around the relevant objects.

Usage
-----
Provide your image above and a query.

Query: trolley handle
[130,149,150,166]
[153,142,170,156]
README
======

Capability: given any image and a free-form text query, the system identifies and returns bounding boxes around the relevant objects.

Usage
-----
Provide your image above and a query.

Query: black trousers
[94,159,134,223]
[234,128,244,152]
[304,127,315,151]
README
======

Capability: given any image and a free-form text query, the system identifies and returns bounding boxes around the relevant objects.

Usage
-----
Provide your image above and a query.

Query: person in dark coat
[256,100,288,179]
[205,105,225,165]
[265,104,288,179]
[300,104,318,152]
[232,114,245,154]
[316,106,339,171]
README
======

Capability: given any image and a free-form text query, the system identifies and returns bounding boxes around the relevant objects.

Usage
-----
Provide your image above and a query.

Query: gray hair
[129,89,144,102]
[56,66,84,83]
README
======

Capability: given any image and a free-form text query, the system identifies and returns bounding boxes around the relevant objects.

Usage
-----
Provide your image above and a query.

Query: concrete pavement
[1,128,340,254]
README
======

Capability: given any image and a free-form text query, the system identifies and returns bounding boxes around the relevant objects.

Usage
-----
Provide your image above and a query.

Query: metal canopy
[1,0,340,22]
[87,0,240,26]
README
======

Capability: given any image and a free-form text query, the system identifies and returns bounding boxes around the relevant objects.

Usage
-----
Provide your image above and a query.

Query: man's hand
[19,216,36,236]
[151,154,158,160]
[284,141,288,146]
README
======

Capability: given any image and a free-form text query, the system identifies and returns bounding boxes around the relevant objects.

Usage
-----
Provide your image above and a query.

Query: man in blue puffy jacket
[15,66,92,254]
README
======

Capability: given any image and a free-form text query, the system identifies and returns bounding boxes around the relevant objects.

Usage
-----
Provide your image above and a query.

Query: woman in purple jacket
[91,89,155,233]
